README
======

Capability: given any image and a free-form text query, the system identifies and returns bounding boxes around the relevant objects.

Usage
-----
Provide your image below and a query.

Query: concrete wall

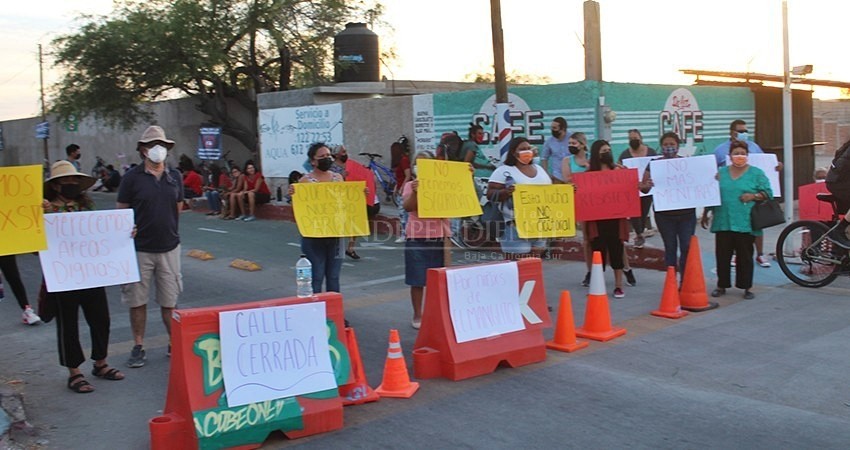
[0,97,254,173]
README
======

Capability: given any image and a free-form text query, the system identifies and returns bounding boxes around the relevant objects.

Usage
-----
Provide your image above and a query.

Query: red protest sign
[798,182,833,221]
[345,159,376,206]
[573,168,640,222]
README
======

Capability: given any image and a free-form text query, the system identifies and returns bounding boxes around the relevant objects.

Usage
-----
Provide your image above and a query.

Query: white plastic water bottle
[296,255,313,298]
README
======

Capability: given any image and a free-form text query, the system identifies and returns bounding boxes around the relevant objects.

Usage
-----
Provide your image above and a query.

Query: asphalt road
[2,190,850,449]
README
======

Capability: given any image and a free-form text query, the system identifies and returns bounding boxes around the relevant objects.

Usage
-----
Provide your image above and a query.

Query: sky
[1,0,847,122]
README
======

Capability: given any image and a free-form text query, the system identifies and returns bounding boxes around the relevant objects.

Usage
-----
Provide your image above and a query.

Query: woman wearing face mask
[639,132,696,276]
[290,143,345,295]
[585,140,630,298]
[561,132,596,286]
[618,129,657,249]
[42,161,125,393]
[700,140,771,300]
[487,137,552,260]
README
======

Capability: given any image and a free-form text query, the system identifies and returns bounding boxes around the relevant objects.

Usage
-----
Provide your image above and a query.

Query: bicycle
[359,152,397,204]
[775,192,850,287]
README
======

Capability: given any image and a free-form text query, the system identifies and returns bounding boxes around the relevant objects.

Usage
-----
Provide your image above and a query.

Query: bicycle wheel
[775,220,840,287]
[459,218,490,250]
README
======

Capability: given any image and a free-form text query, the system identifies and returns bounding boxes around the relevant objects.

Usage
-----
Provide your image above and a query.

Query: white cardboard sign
[39,209,139,292]
[725,153,781,197]
[446,262,524,343]
[621,156,658,197]
[650,155,721,212]
[218,302,336,408]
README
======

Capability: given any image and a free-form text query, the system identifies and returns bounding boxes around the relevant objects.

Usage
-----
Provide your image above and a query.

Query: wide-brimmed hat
[137,125,175,149]
[45,160,95,191]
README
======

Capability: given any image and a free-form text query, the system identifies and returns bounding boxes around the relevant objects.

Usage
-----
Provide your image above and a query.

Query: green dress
[709,165,773,235]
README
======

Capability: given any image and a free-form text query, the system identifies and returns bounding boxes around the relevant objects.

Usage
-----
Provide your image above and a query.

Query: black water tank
[334,23,380,83]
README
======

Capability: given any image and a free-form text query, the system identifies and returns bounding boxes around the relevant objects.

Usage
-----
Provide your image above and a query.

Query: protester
[102,165,122,192]
[618,129,657,249]
[65,144,82,171]
[223,166,246,219]
[392,138,412,242]
[561,132,595,286]
[461,123,496,178]
[180,160,203,207]
[701,140,772,300]
[402,150,449,329]
[541,117,570,183]
[584,140,630,298]
[0,255,40,325]
[333,145,372,259]
[639,132,696,275]
[488,137,552,260]
[117,125,184,368]
[203,164,235,216]
[43,161,124,392]
[230,161,270,222]
[291,143,345,294]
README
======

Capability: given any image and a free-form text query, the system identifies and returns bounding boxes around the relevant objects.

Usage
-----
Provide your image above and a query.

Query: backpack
[437,133,464,161]
[826,140,850,198]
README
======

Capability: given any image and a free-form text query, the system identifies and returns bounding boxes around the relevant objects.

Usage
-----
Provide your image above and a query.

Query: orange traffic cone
[546,291,589,352]
[679,235,718,312]
[651,266,689,319]
[375,329,420,398]
[575,251,627,342]
[338,327,380,406]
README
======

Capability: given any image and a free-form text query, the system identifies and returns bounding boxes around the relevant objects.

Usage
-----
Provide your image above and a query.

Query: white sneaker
[394,236,405,243]
[756,255,771,268]
[22,306,41,325]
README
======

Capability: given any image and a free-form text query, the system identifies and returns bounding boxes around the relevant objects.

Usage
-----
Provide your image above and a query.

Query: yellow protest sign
[512,184,576,238]
[0,165,46,256]
[292,181,369,237]
[416,159,482,218]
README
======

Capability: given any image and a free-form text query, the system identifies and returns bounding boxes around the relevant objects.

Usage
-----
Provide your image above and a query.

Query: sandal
[67,374,94,393]
[92,364,125,381]
[345,250,361,260]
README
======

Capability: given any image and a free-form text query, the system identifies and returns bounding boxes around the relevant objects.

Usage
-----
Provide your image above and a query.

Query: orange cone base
[650,309,689,319]
[375,381,420,399]
[341,385,380,406]
[546,339,589,353]
[681,302,718,312]
[575,326,626,342]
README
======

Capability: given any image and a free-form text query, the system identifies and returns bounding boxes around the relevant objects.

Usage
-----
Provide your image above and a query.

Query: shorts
[404,239,445,287]
[121,245,182,308]
[499,223,547,255]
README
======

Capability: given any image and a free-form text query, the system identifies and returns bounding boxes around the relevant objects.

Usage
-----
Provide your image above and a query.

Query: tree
[464,69,551,85]
[50,0,384,157]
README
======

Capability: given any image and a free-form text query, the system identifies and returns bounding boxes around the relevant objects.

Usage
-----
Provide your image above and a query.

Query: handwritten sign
[38,209,139,292]
[621,156,658,197]
[573,169,641,221]
[650,155,720,212]
[0,165,46,256]
[343,159,376,206]
[218,302,336,408]
[292,181,369,237]
[446,262,524,343]
[416,159,483,218]
[799,182,833,221]
[258,104,343,178]
[727,153,781,197]
[513,185,575,238]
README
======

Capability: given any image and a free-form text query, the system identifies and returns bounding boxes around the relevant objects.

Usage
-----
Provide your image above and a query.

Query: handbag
[480,190,505,240]
[750,191,785,230]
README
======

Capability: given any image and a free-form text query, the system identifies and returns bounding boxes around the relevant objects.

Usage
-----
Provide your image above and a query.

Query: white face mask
[147,145,168,163]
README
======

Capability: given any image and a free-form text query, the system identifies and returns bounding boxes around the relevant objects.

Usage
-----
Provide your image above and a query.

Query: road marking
[198,227,228,234]
[347,274,405,288]
[287,242,301,248]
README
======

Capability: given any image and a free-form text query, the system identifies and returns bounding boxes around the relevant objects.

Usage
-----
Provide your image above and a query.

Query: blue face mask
[662,146,678,158]
[735,132,749,142]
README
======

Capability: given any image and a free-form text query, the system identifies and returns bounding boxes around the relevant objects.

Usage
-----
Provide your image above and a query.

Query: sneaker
[235,215,246,221]
[22,306,41,325]
[411,318,421,330]
[633,235,645,249]
[613,287,625,298]
[624,269,637,287]
[581,272,591,287]
[756,254,771,268]
[394,236,406,243]
[828,222,850,249]
[242,215,256,222]
[126,345,146,368]
[167,344,171,358]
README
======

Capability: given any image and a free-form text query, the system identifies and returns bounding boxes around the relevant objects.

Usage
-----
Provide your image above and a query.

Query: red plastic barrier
[149,293,351,450]
[412,258,552,381]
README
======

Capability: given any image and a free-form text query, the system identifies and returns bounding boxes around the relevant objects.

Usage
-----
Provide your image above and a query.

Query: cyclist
[826,139,850,248]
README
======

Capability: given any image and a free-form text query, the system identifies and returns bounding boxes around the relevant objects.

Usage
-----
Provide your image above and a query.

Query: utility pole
[781,0,794,221]
[39,44,49,172]
[489,0,507,103]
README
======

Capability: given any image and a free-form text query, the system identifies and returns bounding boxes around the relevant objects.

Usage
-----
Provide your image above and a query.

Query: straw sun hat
[45,160,95,191]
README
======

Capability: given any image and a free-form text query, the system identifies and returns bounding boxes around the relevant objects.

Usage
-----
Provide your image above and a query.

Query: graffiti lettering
[193,399,292,438]
[194,334,223,395]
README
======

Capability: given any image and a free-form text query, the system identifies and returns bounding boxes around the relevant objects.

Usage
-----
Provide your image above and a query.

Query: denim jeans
[301,237,342,293]
[206,190,222,212]
[654,212,696,273]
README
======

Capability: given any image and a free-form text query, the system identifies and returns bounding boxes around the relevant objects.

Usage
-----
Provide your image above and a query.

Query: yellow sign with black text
[0,165,46,256]
[512,185,575,238]
[416,159,482,218]
[292,181,369,237]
